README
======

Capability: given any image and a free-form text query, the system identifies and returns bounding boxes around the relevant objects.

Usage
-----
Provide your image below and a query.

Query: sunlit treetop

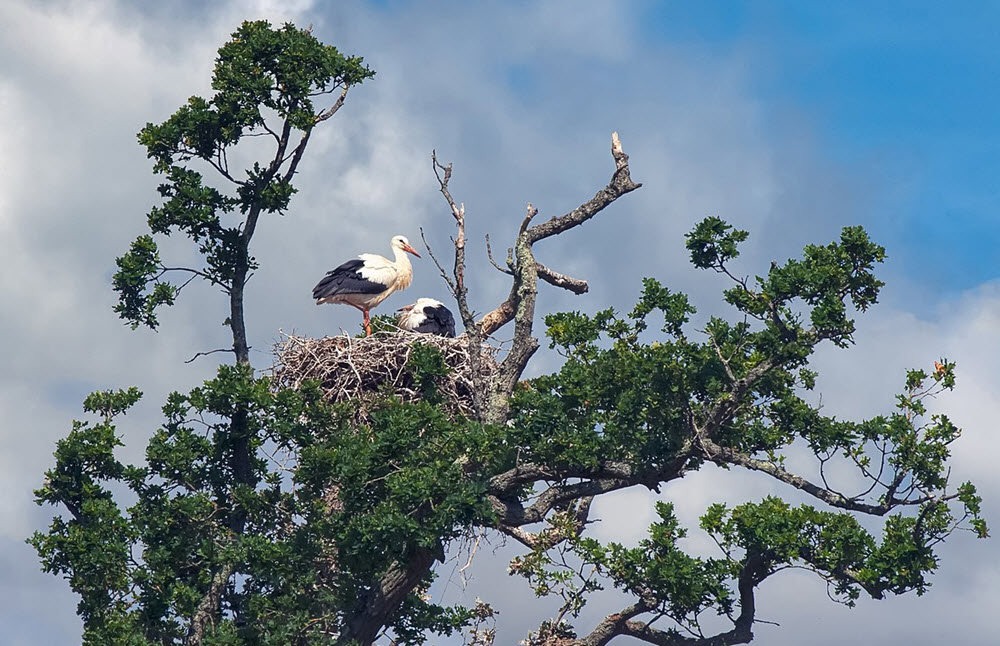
[115,20,373,332]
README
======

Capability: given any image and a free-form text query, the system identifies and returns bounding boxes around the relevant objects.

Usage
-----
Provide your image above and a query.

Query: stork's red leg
[363,309,372,337]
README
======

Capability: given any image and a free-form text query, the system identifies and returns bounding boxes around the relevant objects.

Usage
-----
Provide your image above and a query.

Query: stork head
[391,235,421,258]
[397,297,443,313]
[415,297,443,309]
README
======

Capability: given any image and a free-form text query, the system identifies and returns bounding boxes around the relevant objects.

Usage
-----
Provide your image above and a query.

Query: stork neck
[392,246,412,271]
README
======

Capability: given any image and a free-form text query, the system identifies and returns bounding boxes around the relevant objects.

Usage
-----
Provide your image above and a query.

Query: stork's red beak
[403,244,421,258]
[397,304,414,312]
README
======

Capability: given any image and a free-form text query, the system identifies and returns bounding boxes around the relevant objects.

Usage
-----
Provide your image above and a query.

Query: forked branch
[477,132,641,338]
[571,552,767,646]
[431,150,474,330]
[430,133,640,424]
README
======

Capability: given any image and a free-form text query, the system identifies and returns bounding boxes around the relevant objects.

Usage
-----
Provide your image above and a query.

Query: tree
[31,20,986,646]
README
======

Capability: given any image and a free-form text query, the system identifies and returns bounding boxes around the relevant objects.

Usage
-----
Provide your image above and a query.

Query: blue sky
[1,1,998,644]
[641,1,1000,291]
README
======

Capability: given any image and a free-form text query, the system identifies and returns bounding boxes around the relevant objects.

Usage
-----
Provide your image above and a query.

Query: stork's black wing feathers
[312,258,386,300]
[414,304,456,337]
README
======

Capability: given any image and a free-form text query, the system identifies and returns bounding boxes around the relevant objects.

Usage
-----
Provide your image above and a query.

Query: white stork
[397,298,457,337]
[312,235,421,336]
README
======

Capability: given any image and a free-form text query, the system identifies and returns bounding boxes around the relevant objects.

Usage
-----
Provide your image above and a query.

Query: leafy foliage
[31,19,986,646]
[497,222,985,641]
[33,367,504,644]
[37,206,989,645]
[113,20,373,330]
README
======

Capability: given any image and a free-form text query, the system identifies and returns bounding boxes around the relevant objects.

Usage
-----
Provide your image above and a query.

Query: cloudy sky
[2,1,998,644]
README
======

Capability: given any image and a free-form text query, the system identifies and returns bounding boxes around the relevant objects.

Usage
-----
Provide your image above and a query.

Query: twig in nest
[272,331,500,421]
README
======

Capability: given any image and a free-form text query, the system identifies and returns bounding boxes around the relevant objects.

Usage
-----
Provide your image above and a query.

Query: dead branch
[185,348,235,364]
[524,132,641,244]
[420,227,458,294]
[429,151,496,421]
[535,262,588,294]
[431,151,473,329]
[316,85,351,123]
[427,134,640,424]
[476,133,641,339]
[485,235,513,276]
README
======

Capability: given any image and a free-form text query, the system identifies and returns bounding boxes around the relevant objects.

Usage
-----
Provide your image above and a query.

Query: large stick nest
[273,331,499,420]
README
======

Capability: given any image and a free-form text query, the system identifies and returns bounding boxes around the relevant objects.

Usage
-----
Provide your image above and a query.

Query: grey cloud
[2,1,995,644]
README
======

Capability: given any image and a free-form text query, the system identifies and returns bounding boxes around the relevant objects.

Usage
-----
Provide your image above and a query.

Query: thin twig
[185,348,236,364]
[420,227,458,294]
[158,265,231,293]
[485,235,513,275]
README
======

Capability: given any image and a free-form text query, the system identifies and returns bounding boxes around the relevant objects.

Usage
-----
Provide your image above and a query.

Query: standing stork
[397,298,457,337]
[312,235,421,336]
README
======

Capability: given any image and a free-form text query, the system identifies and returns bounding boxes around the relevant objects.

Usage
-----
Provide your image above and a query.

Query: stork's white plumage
[313,235,421,336]
[397,298,456,337]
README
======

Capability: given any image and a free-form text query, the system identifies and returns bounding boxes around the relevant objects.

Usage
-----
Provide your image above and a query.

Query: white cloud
[2,1,996,644]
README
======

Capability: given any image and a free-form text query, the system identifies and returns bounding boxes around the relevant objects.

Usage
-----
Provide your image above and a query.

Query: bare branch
[432,151,463,221]
[699,438,956,515]
[489,461,647,494]
[484,204,542,419]
[184,348,236,364]
[477,293,516,338]
[573,602,651,646]
[429,151,489,420]
[476,133,640,340]
[701,437,885,513]
[430,151,474,330]
[419,227,458,294]
[159,266,231,293]
[535,261,589,294]
[316,84,350,123]
[173,272,200,296]
[485,235,514,276]
[496,498,595,554]
[281,85,351,185]
[209,146,243,185]
[487,456,689,532]
[496,524,541,549]
[520,202,539,234]
[524,132,641,245]
[426,133,639,426]
[260,120,281,145]
[488,479,623,530]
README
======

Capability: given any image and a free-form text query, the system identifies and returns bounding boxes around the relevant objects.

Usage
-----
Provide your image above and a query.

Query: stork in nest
[313,235,421,336]
[397,298,456,337]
